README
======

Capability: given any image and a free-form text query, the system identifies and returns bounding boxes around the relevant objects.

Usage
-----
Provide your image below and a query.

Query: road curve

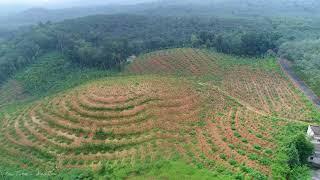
[278,58,320,109]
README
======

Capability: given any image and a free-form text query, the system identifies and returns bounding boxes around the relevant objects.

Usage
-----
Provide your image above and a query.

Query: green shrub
[220,154,227,160]
[250,171,267,180]
[228,144,235,149]
[291,133,314,164]
[264,149,272,155]
[256,134,263,138]
[254,145,262,150]
[237,149,246,156]
[259,157,271,165]
[229,159,237,166]
[241,138,248,143]
[94,129,114,140]
[197,120,207,127]
[234,132,241,138]
[240,165,252,173]
[231,125,236,131]
[248,154,258,160]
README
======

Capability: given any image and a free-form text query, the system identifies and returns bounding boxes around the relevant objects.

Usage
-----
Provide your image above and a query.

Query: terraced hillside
[0,48,318,178]
[127,48,316,121]
[126,48,220,76]
[0,77,198,167]
[0,75,285,178]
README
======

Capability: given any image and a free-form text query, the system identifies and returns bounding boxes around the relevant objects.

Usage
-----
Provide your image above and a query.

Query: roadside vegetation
[279,40,320,96]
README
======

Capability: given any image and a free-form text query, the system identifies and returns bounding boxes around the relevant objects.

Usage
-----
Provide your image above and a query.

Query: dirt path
[279,58,320,109]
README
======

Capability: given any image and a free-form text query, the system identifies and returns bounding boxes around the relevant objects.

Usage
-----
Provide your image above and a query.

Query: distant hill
[0,5,127,29]
[1,0,320,30]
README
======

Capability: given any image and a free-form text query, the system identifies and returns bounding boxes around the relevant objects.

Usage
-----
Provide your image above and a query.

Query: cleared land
[127,48,315,121]
[0,48,318,178]
[0,76,281,177]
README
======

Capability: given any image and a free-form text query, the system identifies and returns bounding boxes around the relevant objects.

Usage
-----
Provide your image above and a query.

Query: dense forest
[1,12,320,96]
[0,15,281,85]
[279,40,320,96]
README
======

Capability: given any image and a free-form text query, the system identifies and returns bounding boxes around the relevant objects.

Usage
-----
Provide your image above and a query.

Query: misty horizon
[0,0,158,15]
[1,0,319,11]
[0,0,158,6]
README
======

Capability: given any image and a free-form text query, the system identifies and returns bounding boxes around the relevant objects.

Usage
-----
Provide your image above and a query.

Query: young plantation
[0,48,318,178]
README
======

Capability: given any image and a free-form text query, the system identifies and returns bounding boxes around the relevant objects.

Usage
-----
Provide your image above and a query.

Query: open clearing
[0,48,318,178]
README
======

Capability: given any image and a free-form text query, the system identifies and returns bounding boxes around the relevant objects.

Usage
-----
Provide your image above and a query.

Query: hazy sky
[0,0,156,6]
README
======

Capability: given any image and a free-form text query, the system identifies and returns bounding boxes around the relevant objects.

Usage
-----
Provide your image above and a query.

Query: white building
[308,125,320,142]
[307,125,320,168]
[126,55,137,63]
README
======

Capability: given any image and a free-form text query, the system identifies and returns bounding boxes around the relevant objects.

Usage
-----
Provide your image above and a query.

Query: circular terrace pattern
[0,77,201,169]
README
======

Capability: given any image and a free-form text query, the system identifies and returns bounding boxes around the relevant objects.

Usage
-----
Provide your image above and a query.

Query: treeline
[192,30,280,56]
[0,14,280,84]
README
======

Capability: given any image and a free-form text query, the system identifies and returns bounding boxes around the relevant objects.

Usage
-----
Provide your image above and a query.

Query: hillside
[0,1,319,179]
[126,48,317,121]
[0,53,111,108]
[0,48,318,179]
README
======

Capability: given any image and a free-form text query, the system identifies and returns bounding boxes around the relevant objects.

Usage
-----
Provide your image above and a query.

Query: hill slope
[0,76,281,178]
[0,48,318,179]
[127,48,317,121]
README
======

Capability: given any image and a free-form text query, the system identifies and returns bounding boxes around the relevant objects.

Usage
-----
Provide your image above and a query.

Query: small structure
[307,125,320,167]
[307,125,320,142]
[126,55,137,63]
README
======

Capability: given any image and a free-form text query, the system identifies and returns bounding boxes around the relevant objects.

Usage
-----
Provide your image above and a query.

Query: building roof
[311,126,320,136]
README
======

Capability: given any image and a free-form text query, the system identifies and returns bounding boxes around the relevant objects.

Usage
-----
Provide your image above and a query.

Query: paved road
[313,169,320,180]
[279,58,320,109]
